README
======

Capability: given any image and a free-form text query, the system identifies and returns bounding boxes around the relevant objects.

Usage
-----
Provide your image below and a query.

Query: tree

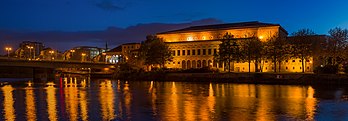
[139,35,173,68]
[326,27,348,65]
[291,28,316,36]
[240,36,263,72]
[290,29,317,73]
[214,33,241,72]
[264,34,290,72]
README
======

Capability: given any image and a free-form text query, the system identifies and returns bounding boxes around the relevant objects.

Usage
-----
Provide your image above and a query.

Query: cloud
[0,18,223,54]
[96,0,123,11]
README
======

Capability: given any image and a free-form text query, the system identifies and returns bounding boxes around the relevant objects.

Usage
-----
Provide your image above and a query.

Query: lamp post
[49,50,55,61]
[5,47,12,58]
[27,46,33,60]
[81,53,86,62]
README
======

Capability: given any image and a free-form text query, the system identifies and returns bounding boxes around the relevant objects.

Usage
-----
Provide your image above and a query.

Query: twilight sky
[1,0,348,54]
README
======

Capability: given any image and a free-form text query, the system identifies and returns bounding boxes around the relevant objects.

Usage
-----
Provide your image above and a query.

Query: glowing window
[187,37,193,41]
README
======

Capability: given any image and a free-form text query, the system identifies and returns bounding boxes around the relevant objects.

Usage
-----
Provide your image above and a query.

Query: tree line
[215,27,348,73]
[136,27,348,73]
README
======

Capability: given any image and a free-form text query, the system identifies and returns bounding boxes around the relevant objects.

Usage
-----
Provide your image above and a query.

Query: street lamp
[5,47,12,58]
[27,46,33,60]
[49,50,55,61]
[81,53,86,62]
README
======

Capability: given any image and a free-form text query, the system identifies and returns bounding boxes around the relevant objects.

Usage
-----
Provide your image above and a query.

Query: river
[0,77,348,121]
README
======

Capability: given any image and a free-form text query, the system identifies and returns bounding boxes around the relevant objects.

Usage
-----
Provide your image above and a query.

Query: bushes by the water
[314,65,338,74]
[113,63,144,80]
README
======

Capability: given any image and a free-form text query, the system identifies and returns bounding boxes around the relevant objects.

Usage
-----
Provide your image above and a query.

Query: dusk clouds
[0,18,223,54]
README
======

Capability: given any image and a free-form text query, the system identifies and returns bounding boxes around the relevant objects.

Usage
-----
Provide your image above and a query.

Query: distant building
[121,43,141,62]
[39,48,63,61]
[15,41,45,59]
[64,46,105,62]
[104,46,123,64]
[102,43,141,64]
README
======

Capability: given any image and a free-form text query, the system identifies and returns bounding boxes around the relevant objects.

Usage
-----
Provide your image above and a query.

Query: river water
[0,77,348,121]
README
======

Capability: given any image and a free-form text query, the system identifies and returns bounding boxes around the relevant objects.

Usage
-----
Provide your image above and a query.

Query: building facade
[15,41,45,59]
[103,43,141,64]
[64,46,105,62]
[157,21,318,72]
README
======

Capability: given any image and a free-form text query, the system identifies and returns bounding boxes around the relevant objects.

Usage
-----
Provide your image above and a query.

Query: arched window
[192,60,197,68]
[187,60,191,69]
[203,60,207,67]
[197,60,201,68]
[182,60,186,69]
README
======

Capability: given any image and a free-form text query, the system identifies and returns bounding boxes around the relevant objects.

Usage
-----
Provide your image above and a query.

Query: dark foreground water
[0,77,348,121]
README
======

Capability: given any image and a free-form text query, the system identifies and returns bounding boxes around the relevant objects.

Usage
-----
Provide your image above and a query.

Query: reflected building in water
[0,80,347,120]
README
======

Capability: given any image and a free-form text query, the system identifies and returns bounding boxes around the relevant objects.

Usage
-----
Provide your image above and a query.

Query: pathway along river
[0,77,348,120]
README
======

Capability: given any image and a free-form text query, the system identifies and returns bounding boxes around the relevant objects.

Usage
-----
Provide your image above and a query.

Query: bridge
[0,58,116,69]
[0,58,117,79]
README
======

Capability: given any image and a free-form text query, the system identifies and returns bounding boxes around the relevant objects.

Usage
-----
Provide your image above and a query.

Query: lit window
[202,36,206,40]
[187,37,193,41]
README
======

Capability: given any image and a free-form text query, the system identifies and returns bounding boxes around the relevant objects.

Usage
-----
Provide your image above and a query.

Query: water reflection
[46,82,57,121]
[99,80,115,120]
[2,85,15,121]
[25,86,36,121]
[1,79,348,120]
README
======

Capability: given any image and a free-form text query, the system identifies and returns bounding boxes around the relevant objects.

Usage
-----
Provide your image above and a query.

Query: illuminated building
[15,41,45,59]
[104,43,140,64]
[38,48,63,60]
[64,46,105,61]
[157,21,323,72]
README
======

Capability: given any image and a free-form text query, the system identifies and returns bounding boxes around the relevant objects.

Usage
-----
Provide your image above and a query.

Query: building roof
[158,21,288,34]
[107,45,122,52]
[122,43,141,45]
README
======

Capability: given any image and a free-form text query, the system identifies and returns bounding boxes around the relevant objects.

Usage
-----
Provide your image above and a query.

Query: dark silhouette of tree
[290,29,317,73]
[240,36,263,72]
[326,27,348,65]
[139,35,173,68]
[264,34,290,72]
[215,33,241,72]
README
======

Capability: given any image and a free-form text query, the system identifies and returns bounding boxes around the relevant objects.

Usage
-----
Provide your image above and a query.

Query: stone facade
[157,21,315,72]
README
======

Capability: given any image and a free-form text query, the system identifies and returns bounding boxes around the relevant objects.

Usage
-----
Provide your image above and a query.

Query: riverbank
[129,72,348,85]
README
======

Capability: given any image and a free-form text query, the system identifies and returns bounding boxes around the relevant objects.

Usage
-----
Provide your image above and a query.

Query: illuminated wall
[158,24,314,72]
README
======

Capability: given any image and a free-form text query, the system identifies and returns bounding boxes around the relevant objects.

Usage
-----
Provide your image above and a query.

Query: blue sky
[1,0,348,33]
[1,0,348,53]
